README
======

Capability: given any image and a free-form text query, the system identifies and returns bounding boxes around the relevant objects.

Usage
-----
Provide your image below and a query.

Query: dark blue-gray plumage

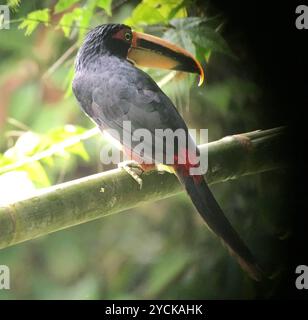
[72,24,263,280]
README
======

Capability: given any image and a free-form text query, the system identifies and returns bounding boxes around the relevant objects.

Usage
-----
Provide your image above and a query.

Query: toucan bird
[72,24,263,281]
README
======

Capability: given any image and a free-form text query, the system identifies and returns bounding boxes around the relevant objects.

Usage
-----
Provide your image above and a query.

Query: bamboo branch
[0,127,286,250]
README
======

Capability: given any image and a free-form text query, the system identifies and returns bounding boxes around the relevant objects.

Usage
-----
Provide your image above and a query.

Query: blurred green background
[0,0,288,299]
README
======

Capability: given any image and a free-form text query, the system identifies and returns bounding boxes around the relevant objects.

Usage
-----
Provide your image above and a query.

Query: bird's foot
[118,160,144,189]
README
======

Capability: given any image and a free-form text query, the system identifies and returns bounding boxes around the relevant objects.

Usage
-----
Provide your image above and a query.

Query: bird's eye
[124,32,131,42]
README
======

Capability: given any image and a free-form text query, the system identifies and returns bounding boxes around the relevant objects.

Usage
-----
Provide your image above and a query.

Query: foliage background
[0,0,288,299]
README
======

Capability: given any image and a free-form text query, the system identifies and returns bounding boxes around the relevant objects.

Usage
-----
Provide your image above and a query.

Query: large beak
[127,31,204,86]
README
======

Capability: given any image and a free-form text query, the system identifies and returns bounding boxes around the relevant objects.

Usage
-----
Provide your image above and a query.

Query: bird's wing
[83,64,191,161]
[73,62,262,280]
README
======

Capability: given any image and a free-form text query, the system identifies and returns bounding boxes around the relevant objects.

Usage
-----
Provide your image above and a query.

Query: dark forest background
[0,0,307,299]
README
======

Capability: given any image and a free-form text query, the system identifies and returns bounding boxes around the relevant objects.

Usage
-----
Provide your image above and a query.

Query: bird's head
[76,24,204,85]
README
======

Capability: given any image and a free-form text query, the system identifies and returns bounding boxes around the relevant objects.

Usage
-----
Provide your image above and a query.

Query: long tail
[175,165,264,281]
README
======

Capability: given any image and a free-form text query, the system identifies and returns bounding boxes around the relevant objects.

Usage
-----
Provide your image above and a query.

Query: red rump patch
[122,146,204,181]
[173,149,203,184]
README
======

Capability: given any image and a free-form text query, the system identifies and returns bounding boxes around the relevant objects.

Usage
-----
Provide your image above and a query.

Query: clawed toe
[118,160,144,189]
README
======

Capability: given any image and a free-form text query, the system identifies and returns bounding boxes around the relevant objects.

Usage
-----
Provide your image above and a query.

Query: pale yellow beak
[127,31,204,86]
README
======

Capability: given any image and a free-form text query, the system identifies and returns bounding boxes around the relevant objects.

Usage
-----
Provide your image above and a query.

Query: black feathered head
[75,23,204,85]
[75,24,132,69]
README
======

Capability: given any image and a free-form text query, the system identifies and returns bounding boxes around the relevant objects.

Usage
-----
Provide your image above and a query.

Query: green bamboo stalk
[0,127,286,250]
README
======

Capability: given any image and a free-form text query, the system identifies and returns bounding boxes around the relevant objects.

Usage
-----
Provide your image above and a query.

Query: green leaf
[196,44,211,63]
[18,20,39,36]
[41,156,54,167]
[47,125,86,142]
[163,27,195,55]
[55,0,80,14]
[18,9,50,36]
[188,26,233,57]
[7,0,21,10]
[0,153,12,167]
[167,0,185,20]
[22,161,50,187]
[170,17,234,58]
[67,142,89,161]
[173,16,224,31]
[96,0,112,16]
[171,16,206,30]
[58,8,83,37]
[125,0,186,27]
[78,6,94,42]
[126,3,166,26]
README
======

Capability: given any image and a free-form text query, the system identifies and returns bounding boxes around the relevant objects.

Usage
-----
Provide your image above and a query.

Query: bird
[72,23,263,281]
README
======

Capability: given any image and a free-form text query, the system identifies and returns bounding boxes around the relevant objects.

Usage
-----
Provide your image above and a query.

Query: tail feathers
[175,167,264,281]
